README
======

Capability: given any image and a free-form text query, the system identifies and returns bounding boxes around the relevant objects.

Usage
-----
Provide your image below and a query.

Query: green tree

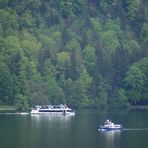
[101,30,120,54]
[21,10,35,27]
[62,78,75,106]
[21,32,41,60]
[124,65,145,104]
[127,0,140,23]
[39,31,62,61]
[90,18,102,36]
[59,0,73,18]
[0,63,15,104]
[122,36,140,54]
[0,9,19,35]
[56,51,71,80]
[17,57,31,97]
[0,0,147,109]
[114,88,128,107]
[46,76,65,104]
[141,23,148,46]
[83,45,96,74]
[15,94,30,111]
[134,58,148,103]
[66,40,83,80]
[3,35,21,56]
[94,74,107,109]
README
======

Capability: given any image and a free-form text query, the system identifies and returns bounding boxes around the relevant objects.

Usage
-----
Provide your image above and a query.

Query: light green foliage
[59,0,85,18]
[57,52,70,66]
[100,19,121,54]
[39,31,62,59]
[125,66,145,89]
[27,61,39,81]
[124,63,145,104]
[71,70,92,106]
[144,5,148,21]
[44,59,56,77]
[124,39,140,54]
[62,78,75,103]
[57,51,71,76]
[46,76,65,104]
[65,39,81,52]
[136,58,148,76]
[83,45,96,73]
[127,0,140,22]
[15,94,30,111]
[59,0,73,18]
[3,35,22,56]
[79,70,92,90]
[122,33,140,54]
[40,35,54,49]
[18,57,31,96]
[115,88,128,107]
[31,0,41,9]
[67,30,82,43]
[134,58,148,101]
[0,0,147,109]
[51,31,62,51]
[86,30,94,44]
[0,23,3,35]
[100,0,110,14]
[95,74,107,109]
[0,9,19,34]
[101,30,120,54]
[90,18,102,34]
[0,8,18,29]
[141,23,148,45]
[21,32,41,59]
[21,10,35,27]
[103,18,121,32]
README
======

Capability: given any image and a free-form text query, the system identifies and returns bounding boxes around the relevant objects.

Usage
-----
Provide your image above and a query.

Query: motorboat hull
[99,126,122,131]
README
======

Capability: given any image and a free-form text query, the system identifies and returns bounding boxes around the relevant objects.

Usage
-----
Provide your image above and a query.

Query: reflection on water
[1,110,148,148]
[30,114,74,129]
[29,114,75,148]
[100,131,121,148]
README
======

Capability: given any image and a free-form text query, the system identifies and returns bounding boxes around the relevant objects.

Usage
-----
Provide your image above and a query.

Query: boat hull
[99,127,122,131]
[99,125,122,131]
[31,109,75,116]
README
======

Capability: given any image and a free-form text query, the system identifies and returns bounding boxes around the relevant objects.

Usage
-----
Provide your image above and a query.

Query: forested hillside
[0,0,148,110]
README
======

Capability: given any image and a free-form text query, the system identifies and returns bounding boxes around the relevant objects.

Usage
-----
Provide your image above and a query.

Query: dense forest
[0,0,148,110]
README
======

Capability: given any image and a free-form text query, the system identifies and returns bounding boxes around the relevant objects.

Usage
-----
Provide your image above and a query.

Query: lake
[0,109,148,148]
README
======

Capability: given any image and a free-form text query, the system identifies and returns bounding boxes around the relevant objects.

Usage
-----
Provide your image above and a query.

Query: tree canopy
[0,0,147,110]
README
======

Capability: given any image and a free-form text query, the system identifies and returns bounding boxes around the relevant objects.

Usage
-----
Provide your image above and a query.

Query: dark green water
[0,109,148,148]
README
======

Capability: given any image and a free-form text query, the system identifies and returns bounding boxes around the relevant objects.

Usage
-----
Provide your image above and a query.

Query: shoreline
[130,105,148,110]
[1,104,148,112]
[0,105,16,111]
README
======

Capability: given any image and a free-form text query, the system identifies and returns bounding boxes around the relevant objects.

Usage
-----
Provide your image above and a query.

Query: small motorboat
[99,119,122,131]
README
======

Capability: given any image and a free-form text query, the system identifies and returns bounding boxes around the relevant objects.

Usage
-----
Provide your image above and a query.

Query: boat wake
[123,128,148,131]
[0,112,30,115]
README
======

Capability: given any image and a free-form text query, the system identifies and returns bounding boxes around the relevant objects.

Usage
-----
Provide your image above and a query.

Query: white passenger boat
[31,104,75,115]
[99,120,122,131]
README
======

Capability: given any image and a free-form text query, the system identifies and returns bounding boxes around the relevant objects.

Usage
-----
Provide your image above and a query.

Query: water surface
[0,109,148,148]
